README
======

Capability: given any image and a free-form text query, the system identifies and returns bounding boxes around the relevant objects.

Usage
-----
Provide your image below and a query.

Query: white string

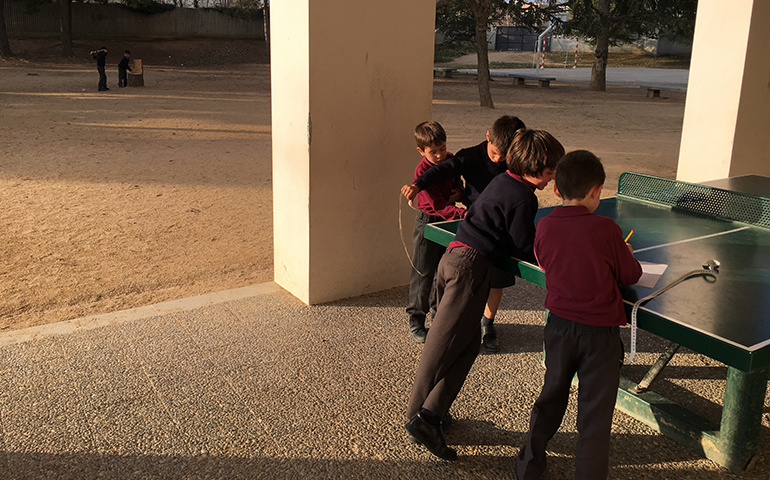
[633,227,749,254]
[626,263,718,363]
[399,194,427,277]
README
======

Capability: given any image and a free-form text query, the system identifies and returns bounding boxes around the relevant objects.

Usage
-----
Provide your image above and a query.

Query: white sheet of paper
[635,261,668,288]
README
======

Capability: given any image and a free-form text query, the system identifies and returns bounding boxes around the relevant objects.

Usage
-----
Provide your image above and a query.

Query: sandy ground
[0,39,686,332]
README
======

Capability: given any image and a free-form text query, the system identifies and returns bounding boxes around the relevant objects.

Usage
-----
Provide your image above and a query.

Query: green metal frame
[424,219,769,473]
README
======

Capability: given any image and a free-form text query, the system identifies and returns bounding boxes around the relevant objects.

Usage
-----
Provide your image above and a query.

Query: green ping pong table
[424,172,770,473]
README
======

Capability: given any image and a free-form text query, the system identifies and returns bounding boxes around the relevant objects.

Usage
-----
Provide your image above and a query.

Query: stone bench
[641,85,664,98]
[494,72,556,88]
[434,68,458,79]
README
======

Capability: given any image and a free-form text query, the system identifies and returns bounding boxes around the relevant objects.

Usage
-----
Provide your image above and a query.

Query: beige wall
[677,1,770,182]
[272,1,435,304]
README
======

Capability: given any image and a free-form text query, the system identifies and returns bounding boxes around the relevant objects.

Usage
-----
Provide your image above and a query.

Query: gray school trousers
[406,246,492,419]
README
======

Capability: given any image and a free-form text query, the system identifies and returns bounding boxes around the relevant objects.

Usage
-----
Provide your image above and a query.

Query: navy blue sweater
[413,141,506,207]
[453,172,538,264]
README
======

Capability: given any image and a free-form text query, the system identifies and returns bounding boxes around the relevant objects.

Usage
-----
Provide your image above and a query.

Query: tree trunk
[263,0,270,60]
[590,33,608,91]
[466,0,494,108]
[589,0,610,92]
[59,0,73,57]
[0,0,13,58]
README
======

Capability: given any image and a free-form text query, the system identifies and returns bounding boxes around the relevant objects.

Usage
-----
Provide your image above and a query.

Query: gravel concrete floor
[1,282,769,479]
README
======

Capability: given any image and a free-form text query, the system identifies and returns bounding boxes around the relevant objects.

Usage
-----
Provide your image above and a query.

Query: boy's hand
[626,243,634,254]
[401,184,420,201]
[448,188,463,203]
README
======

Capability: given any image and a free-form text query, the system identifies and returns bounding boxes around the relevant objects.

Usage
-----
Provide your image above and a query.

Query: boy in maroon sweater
[406,121,466,343]
[515,150,642,480]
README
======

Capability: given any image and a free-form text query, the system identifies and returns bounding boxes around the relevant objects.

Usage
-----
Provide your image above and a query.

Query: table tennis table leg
[706,365,769,473]
[630,342,680,394]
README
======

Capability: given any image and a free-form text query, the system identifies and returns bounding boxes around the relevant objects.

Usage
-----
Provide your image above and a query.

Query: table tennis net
[617,172,770,229]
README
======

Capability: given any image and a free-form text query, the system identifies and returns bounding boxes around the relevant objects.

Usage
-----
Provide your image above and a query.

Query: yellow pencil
[624,230,635,243]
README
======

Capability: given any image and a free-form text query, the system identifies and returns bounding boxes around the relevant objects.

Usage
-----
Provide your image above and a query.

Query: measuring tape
[626,259,720,363]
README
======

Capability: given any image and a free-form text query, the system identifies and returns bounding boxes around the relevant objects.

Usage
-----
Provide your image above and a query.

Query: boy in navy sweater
[406,121,466,343]
[118,50,132,88]
[404,129,564,461]
[401,115,526,352]
[515,151,642,480]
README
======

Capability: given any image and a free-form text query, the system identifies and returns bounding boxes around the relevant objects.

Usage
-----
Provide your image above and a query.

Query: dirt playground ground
[0,39,686,332]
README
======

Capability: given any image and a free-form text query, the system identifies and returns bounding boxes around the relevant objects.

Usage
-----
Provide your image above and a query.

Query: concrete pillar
[677,1,770,182]
[271,1,435,304]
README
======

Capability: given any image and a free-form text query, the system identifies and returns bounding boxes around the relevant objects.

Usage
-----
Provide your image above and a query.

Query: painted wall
[677,1,770,182]
[272,1,435,304]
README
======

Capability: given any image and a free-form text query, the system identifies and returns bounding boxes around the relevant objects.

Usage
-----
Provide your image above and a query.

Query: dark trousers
[97,65,107,90]
[118,67,128,87]
[406,247,492,419]
[516,313,622,480]
[405,211,444,329]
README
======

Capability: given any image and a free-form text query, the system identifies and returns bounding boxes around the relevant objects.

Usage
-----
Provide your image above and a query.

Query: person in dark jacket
[91,47,109,91]
[404,129,564,462]
[401,116,527,353]
[117,50,132,88]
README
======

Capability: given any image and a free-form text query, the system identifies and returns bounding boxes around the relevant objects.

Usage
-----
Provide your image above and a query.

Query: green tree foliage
[436,0,561,45]
[436,0,566,108]
[561,0,697,91]
[118,0,176,15]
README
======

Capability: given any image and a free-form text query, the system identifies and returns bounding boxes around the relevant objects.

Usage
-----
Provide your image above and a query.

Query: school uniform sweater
[450,172,538,264]
[412,141,506,207]
[413,154,466,221]
[534,205,643,327]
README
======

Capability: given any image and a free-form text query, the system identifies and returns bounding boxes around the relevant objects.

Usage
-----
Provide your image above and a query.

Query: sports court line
[634,226,751,253]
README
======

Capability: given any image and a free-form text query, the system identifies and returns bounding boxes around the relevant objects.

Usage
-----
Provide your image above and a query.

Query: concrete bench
[642,85,663,98]
[434,68,458,79]
[494,72,556,88]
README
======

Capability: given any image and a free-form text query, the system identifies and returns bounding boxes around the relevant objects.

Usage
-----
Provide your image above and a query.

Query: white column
[271,1,436,304]
[677,1,770,182]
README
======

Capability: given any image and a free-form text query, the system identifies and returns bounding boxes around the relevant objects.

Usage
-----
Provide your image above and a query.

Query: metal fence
[4,0,264,39]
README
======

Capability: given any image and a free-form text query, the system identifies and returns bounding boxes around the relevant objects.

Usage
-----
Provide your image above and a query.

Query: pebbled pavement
[0,281,765,479]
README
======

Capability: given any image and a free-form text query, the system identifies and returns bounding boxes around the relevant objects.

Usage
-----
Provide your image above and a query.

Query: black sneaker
[408,412,452,443]
[410,325,428,344]
[481,325,499,352]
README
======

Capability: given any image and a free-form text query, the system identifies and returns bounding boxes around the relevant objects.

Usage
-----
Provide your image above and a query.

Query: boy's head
[414,121,448,165]
[124,50,131,57]
[506,129,564,190]
[486,115,526,164]
[555,150,606,200]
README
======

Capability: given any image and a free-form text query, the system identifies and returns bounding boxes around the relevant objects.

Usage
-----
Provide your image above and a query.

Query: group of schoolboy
[401,116,643,479]
[90,47,133,91]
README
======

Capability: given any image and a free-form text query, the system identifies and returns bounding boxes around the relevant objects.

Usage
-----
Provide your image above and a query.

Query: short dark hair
[506,129,564,177]
[124,50,131,54]
[414,121,447,150]
[555,150,606,200]
[488,115,526,155]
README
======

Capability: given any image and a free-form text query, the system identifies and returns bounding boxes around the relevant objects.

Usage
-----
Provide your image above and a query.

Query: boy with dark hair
[118,50,132,88]
[406,121,466,343]
[90,47,109,91]
[515,150,643,480]
[401,115,527,352]
[405,129,564,462]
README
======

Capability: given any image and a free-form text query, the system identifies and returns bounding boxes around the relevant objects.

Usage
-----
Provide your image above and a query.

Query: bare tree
[0,0,12,58]
[60,0,73,57]
[263,0,269,60]
[464,0,494,108]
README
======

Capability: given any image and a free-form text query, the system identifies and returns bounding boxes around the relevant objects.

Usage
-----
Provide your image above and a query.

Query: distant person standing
[117,50,132,88]
[91,47,109,91]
